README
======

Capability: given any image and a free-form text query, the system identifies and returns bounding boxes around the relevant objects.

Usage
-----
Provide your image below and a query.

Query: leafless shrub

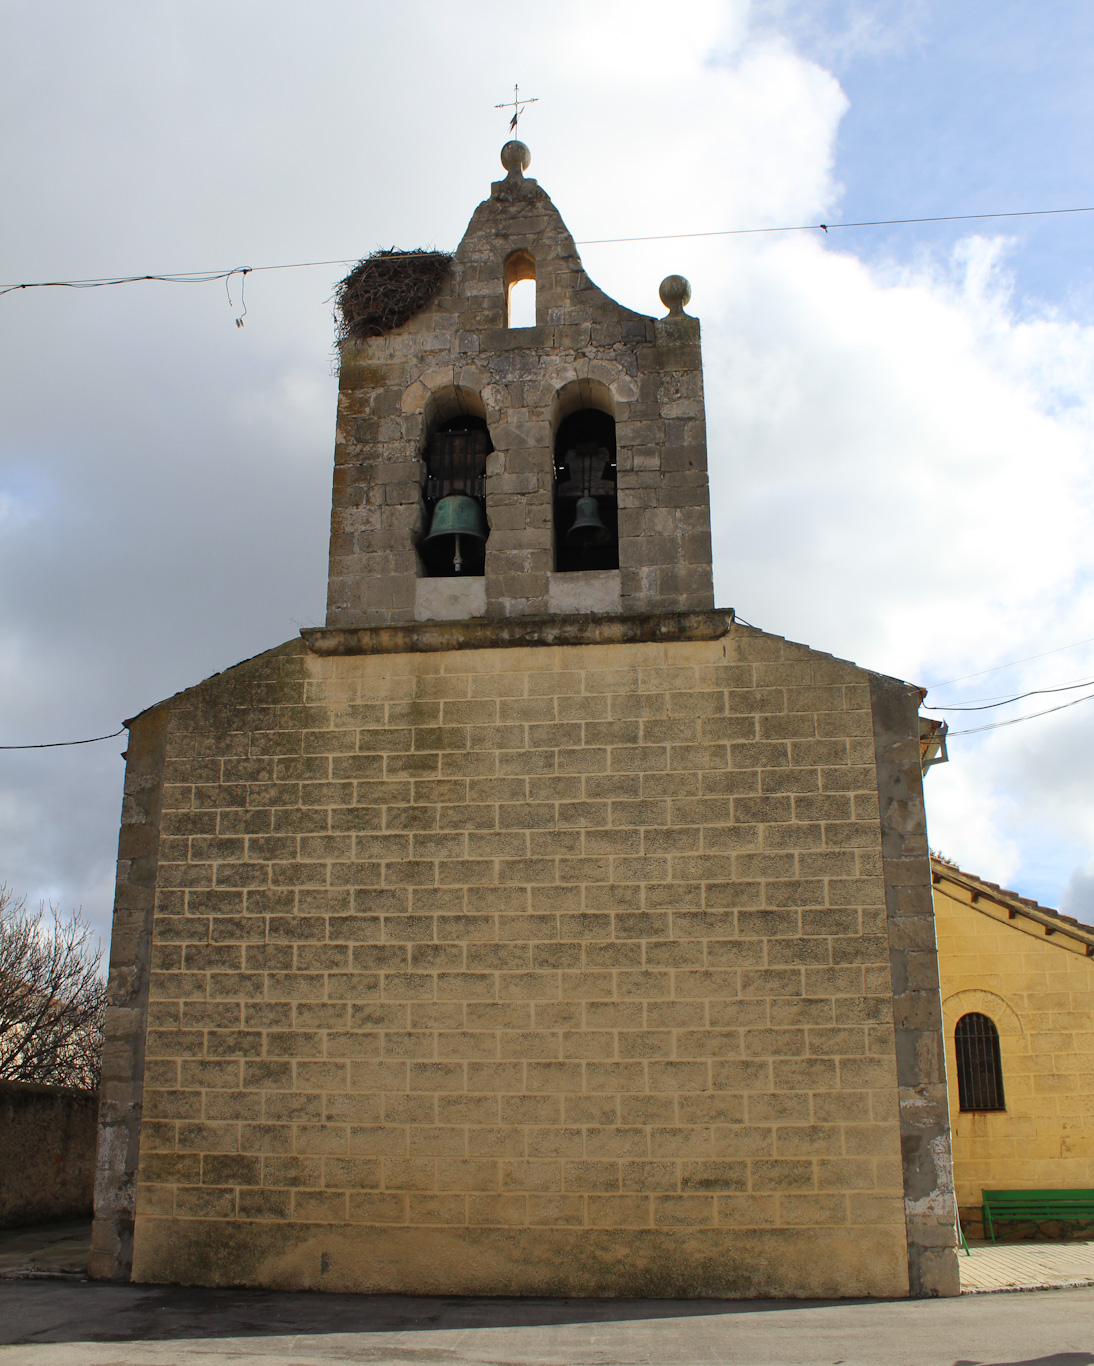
[335,249,453,344]
[0,884,106,1091]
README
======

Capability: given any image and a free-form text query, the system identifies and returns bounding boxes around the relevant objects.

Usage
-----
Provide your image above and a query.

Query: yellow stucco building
[933,857,1094,1236]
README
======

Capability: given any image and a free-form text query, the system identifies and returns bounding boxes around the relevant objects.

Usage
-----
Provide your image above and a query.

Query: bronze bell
[566,494,610,548]
[420,494,487,573]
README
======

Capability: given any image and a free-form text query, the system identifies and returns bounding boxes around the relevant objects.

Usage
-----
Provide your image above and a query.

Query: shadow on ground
[2,1279,856,1343]
[3,1279,1094,1364]
[955,1357,1094,1366]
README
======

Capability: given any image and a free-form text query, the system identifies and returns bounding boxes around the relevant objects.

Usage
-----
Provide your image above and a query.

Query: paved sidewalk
[960,1238,1094,1293]
[7,1221,1094,1297]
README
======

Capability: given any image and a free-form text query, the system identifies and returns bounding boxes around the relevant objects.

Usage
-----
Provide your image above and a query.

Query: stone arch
[941,989,1024,1037]
[415,383,492,578]
[953,1011,1007,1112]
[422,382,489,430]
[551,377,615,428]
[551,379,619,574]
[942,990,1022,1118]
[504,250,536,328]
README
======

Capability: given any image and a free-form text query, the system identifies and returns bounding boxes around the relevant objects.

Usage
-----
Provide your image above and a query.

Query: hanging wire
[923,676,1094,712]
[4,202,1094,299]
[0,258,356,298]
[575,203,1094,247]
[925,634,1094,689]
[948,690,1094,737]
[225,266,250,327]
[0,726,127,751]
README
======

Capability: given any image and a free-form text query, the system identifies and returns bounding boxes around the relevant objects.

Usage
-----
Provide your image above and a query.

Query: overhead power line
[0,260,358,299]
[576,203,1094,247]
[925,634,1094,690]
[0,726,127,751]
[3,202,1094,299]
[12,669,1092,748]
[922,677,1094,712]
[949,690,1094,737]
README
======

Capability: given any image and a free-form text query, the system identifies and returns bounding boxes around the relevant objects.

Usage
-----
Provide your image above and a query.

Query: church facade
[90,142,959,1298]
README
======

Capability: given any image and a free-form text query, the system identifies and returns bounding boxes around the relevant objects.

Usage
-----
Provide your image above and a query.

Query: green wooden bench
[983,1189,1094,1242]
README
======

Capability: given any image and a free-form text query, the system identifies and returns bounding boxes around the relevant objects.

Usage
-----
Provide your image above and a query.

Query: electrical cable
[9,660,1094,747]
[0,258,359,298]
[5,202,1094,298]
[921,666,1094,706]
[12,682,1090,749]
[925,635,1094,689]
[922,677,1094,712]
[4,200,1093,744]
[576,204,1094,247]
[0,726,127,751]
[10,681,1092,747]
[949,690,1094,736]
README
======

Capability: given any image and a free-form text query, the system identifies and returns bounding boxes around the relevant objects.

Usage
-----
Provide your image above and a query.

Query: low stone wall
[0,1080,99,1228]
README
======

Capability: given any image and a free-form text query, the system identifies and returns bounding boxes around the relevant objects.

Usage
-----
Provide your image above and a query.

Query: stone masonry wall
[327,156,714,627]
[870,676,958,1297]
[110,623,956,1298]
[89,703,168,1280]
[1,1081,99,1228]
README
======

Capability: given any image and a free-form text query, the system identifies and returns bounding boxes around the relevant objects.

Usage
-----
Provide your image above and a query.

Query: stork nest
[335,249,454,343]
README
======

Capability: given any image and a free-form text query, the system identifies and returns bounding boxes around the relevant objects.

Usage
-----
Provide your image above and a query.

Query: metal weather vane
[494,84,538,135]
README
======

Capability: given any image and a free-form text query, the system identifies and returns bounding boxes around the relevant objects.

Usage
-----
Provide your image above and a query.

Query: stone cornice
[302,609,734,658]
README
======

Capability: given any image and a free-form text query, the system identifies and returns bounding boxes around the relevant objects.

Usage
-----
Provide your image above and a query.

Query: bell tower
[93,137,957,1302]
[325,141,715,627]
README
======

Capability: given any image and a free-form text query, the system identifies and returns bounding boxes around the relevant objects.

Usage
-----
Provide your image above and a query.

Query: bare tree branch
[0,884,105,1090]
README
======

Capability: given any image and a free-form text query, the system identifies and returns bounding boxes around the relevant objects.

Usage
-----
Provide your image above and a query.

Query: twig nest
[335,250,454,343]
[501,140,531,177]
[659,274,692,315]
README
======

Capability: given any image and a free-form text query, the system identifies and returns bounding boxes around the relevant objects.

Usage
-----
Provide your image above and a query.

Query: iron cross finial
[494,84,538,135]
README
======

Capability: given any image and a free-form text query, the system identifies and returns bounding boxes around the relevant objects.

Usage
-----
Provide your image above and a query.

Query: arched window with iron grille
[954,1012,1006,1111]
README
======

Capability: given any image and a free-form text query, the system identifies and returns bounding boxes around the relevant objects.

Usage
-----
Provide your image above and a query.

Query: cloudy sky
[3,0,1093,950]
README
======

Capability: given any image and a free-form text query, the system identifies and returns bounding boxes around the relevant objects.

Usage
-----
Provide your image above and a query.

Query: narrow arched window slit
[504,249,536,328]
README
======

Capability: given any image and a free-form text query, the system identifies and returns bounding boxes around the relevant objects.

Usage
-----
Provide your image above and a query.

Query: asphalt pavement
[2,1278,1094,1366]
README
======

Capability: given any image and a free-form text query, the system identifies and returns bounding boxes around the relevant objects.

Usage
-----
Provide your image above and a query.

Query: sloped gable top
[931,855,1094,955]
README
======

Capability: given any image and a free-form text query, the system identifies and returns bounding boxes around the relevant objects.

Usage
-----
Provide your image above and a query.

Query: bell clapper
[453,533,462,574]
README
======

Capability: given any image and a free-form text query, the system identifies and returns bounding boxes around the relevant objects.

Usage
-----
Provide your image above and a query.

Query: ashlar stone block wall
[92,622,957,1297]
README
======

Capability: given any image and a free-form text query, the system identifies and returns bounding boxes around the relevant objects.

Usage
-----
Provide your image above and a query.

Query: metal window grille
[955,1012,1006,1111]
[425,429,488,504]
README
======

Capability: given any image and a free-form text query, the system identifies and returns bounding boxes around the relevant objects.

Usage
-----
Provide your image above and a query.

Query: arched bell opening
[553,407,619,573]
[418,410,492,578]
[504,249,536,329]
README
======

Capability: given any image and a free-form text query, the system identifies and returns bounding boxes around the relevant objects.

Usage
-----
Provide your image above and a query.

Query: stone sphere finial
[659,274,692,316]
[501,140,531,176]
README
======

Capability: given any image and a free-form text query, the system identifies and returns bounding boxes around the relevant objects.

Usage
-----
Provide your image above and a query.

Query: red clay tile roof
[930,855,1094,953]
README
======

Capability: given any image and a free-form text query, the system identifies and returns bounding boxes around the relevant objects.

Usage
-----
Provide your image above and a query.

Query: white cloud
[698,228,1094,896]
[1,0,1092,936]
[1061,859,1094,924]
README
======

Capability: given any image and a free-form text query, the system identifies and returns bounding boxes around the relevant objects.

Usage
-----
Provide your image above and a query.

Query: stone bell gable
[90,142,958,1300]
[328,140,713,628]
